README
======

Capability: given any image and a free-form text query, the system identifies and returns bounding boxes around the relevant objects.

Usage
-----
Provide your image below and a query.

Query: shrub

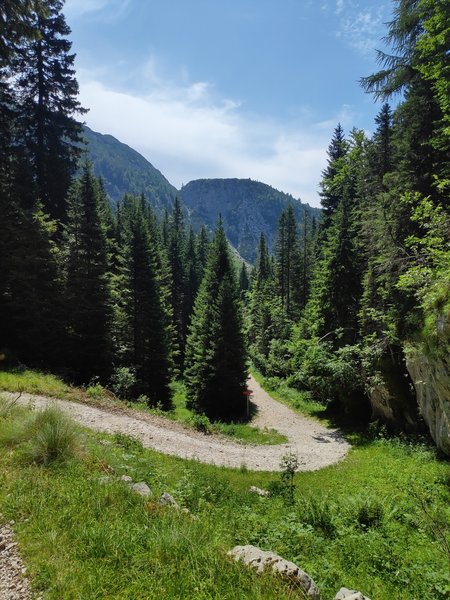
[109,367,136,400]
[268,451,299,504]
[189,413,213,434]
[86,381,105,400]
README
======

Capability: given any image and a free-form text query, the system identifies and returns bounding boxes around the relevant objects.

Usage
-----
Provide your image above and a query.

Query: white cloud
[78,64,347,208]
[333,1,390,57]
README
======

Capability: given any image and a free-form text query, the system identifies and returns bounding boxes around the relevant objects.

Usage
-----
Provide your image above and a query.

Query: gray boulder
[228,545,321,599]
[130,482,152,497]
[159,492,180,509]
[119,475,133,483]
[334,588,371,600]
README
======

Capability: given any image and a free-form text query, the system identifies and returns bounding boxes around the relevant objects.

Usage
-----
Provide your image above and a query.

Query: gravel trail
[3,376,349,472]
[0,521,32,600]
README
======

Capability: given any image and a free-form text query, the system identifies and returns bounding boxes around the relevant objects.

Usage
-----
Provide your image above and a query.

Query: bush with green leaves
[109,366,136,400]
[189,413,213,434]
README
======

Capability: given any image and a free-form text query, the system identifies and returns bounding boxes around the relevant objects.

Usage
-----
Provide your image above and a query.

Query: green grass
[0,369,74,398]
[0,393,449,600]
[251,368,329,422]
[0,370,287,446]
[169,380,287,445]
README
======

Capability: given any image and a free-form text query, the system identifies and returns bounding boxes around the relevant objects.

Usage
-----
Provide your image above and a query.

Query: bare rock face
[228,545,321,599]
[334,587,371,600]
[405,340,450,456]
[368,348,419,432]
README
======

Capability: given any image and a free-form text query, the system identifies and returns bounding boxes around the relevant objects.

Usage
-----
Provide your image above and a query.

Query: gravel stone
[0,523,31,600]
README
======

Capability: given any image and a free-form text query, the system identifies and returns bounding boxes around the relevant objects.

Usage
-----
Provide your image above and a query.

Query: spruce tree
[64,163,112,383]
[15,0,86,220]
[117,196,172,406]
[184,221,247,421]
[196,224,210,281]
[319,124,348,225]
[275,205,301,318]
[0,192,64,370]
[239,262,250,299]
[167,197,186,369]
[181,227,200,360]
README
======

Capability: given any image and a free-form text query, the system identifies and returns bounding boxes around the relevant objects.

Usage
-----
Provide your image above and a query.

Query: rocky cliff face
[368,348,420,432]
[405,337,450,456]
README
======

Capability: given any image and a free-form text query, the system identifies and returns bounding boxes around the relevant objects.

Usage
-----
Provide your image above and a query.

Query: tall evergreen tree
[184,221,247,421]
[239,262,250,299]
[64,163,112,383]
[0,192,64,370]
[275,205,301,318]
[15,0,86,219]
[117,196,172,406]
[167,197,186,369]
[196,224,210,281]
[319,124,348,224]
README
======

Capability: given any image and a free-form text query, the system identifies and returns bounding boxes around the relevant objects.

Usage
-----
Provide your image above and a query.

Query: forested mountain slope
[180,178,321,262]
[82,128,320,262]
[82,126,178,214]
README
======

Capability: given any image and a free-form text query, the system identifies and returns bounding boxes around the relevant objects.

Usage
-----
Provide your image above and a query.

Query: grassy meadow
[0,370,449,599]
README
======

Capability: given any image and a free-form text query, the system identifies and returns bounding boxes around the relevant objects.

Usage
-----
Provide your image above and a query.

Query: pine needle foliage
[184,221,247,421]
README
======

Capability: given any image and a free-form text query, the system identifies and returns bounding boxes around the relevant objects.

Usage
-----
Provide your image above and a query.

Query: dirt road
[4,376,349,472]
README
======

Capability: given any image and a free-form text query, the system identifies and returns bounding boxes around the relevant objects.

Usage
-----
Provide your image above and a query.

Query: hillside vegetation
[1,381,449,600]
[181,178,320,263]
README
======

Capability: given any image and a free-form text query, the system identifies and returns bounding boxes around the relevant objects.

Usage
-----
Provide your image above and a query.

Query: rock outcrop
[228,545,321,599]
[405,340,450,456]
[368,347,419,431]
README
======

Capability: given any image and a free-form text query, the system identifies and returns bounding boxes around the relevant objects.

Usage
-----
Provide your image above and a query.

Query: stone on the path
[334,588,371,600]
[249,486,270,497]
[119,475,133,483]
[159,492,179,508]
[130,482,152,497]
[228,545,321,599]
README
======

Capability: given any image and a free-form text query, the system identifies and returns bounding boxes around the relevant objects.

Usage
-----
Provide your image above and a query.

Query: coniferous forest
[1,2,450,599]
[1,0,449,443]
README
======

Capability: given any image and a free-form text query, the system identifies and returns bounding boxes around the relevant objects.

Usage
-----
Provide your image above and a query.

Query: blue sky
[64,0,395,207]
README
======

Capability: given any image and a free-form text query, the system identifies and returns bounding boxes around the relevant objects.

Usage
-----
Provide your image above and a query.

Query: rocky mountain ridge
[82,126,320,262]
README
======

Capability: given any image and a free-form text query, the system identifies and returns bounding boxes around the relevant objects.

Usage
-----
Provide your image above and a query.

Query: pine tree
[255,232,271,285]
[239,262,250,299]
[0,192,64,370]
[167,197,186,369]
[15,0,86,219]
[319,124,348,224]
[197,224,210,281]
[117,196,172,406]
[275,205,301,318]
[181,227,200,360]
[64,164,112,383]
[184,221,247,421]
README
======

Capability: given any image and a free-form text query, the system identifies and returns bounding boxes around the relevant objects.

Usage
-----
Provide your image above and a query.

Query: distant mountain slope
[82,126,177,213]
[180,178,321,262]
[82,127,321,263]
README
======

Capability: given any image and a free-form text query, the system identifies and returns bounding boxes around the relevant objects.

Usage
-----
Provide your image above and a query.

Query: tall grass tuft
[27,407,80,465]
